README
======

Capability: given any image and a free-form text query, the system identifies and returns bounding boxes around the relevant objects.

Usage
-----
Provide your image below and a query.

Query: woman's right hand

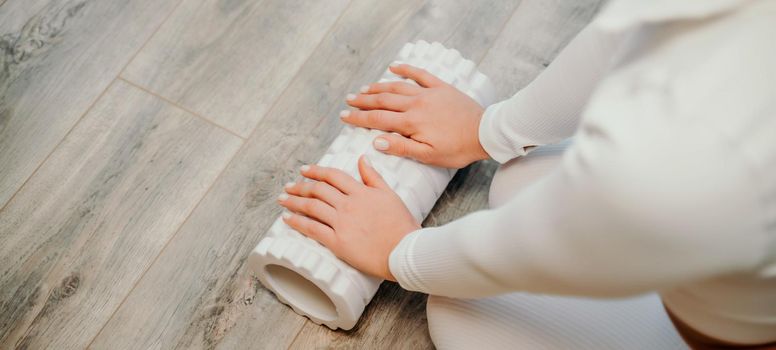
[341,63,490,169]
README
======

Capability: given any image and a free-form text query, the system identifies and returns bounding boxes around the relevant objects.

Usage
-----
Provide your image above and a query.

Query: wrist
[383,265,397,282]
[471,109,490,163]
[473,139,490,162]
[385,221,420,281]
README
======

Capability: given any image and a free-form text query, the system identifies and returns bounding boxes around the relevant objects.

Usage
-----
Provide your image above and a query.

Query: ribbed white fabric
[427,294,687,350]
[249,41,496,330]
[390,0,776,346]
[487,139,572,209]
[477,24,623,163]
[428,140,687,349]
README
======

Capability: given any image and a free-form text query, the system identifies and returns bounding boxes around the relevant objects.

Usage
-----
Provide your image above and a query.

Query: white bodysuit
[388,0,776,347]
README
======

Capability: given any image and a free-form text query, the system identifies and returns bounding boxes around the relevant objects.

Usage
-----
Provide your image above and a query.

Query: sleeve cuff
[478,101,530,164]
[388,229,428,292]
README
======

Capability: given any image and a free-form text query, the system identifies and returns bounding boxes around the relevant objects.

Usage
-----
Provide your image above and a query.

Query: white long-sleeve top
[389,0,776,344]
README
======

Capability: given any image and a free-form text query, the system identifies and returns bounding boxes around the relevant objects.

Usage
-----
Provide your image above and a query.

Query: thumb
[358,155,389,189]
[373,133,433,163]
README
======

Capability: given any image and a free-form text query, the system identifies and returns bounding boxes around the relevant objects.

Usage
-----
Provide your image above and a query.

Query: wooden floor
[0,0,601,348]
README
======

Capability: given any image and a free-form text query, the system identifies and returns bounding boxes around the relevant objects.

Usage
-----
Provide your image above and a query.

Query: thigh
[489,139,572,208]
[426,293,687,350]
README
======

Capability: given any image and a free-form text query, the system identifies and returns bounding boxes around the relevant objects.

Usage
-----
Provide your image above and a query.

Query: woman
[278,0,776,348]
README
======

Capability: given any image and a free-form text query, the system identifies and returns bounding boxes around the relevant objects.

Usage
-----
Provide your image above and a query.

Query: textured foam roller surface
[247,40,496,330]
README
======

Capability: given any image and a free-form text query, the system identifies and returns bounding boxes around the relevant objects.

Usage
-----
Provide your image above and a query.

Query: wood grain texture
[423,0,606,225]
[89,0,521,349]
[120,0,351,138]
[0,0,605,349]
[0,80,242,349]
[289,0,605,348]
[288,282,433,350]
[0,0,181,209]
[480,0,606,101]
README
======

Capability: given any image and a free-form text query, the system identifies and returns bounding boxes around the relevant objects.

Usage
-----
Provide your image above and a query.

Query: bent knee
[488,140,571,208]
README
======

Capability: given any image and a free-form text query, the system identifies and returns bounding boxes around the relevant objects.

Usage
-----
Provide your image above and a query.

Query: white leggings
[426,140,688,349]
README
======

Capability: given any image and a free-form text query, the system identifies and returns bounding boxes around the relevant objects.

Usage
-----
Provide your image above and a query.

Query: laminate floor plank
[0,1,606,349]
[289,1,604,348]
[0,0,182,209]
[431,0,604,231]
[479,0,605,101]
[425,0,605,225]
[89,0,524,348]
[120,0,351,138]
[0,80,243,349]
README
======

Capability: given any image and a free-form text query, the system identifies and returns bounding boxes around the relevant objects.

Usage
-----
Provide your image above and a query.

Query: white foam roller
[246,40,496,330]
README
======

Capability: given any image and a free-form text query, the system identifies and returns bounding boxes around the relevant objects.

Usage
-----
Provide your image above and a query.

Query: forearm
[390,127,766,299]
[480,23,623,163]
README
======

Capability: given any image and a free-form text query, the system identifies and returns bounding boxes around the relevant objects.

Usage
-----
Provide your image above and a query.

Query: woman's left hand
[277,155,420,281]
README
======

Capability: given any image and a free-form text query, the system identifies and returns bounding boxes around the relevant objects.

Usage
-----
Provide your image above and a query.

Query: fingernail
[389,62,400,68]
[373,138,389,151]
[277,193,289,201]
[300,164,311,172]
[362,155,372,167]
[284,182,295,189]
[282,212,291,220]
[359,85,369,93]
[346,93,356,101]
[339,110,350,119]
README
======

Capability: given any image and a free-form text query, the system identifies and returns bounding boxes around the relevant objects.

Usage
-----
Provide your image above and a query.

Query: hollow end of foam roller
[251,41,496,331]
[247,236,365,330]
[264,264,339,323]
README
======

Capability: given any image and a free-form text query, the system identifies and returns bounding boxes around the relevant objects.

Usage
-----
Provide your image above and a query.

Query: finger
[284,180,344,207]
[357,155,389,190]
[282,212,336,248]
[373,133,434,163]
[360,81,422,96]
[278,193,337,226]
[340,109,412,135]
[346,92,413,112]
[389,64,444,88]
[300,164,361,194]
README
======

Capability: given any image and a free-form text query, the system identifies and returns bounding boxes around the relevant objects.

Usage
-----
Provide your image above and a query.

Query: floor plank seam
[0,0,187,216]
[86,3,357,344]
[116,0,188,79]
[239,0,356,143]
[82,117,245,350]
[1,1,197,346]
[117,77,247,141]
[284,3,522,347]
[0,77,117,215]
[2,1,599,348]
[285,320,310,350]
[473,0,523,68]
